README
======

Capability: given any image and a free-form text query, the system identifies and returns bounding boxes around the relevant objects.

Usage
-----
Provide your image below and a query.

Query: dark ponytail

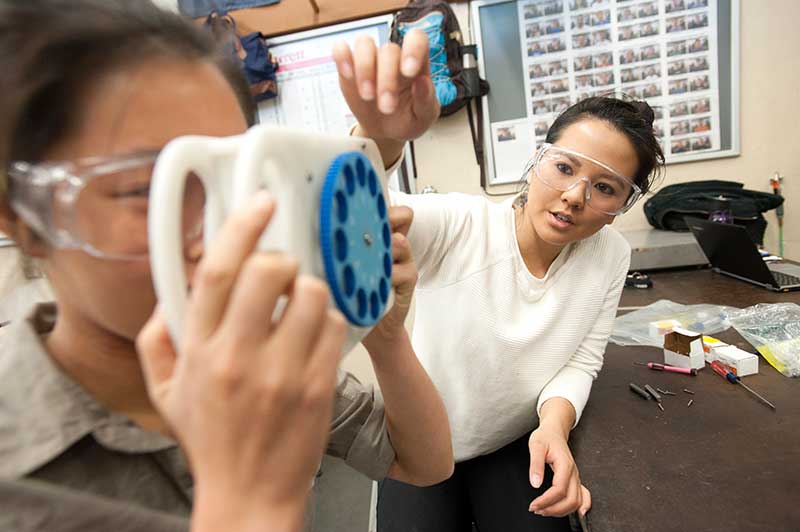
[545,96,664,194]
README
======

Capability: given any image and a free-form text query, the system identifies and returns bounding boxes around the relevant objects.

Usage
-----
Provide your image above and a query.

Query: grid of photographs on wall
[518,0,719,159]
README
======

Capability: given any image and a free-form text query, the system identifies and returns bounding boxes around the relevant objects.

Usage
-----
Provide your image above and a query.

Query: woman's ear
[0,202,49,258]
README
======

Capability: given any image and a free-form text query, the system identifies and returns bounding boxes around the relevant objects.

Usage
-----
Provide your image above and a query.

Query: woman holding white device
[0,1,452,531]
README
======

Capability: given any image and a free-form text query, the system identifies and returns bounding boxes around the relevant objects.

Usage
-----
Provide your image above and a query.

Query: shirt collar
[0,303,176,479]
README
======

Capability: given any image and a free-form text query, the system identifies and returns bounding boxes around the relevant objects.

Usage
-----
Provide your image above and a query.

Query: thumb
[136,307,178,400]
[529,436,547,489]
[579,485,592,517]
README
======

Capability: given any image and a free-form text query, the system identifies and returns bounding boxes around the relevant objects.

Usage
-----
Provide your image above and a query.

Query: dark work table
[571,267,800,532]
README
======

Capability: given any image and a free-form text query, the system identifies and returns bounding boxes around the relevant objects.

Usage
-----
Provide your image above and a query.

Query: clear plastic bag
[610,299,734,347]
[727,303,800,378]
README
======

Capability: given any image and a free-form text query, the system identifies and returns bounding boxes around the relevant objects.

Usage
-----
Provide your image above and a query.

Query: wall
[347,0,800,386]
[411,0,800,260]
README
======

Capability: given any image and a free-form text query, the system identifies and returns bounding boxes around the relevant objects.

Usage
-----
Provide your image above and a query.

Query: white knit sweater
[390,191,630,462]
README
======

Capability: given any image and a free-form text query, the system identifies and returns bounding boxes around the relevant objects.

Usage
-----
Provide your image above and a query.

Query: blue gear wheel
[319,152,392,326]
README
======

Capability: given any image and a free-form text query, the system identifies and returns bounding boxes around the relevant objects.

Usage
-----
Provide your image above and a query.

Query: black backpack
[643,180,784,245]
[390,1,490,186]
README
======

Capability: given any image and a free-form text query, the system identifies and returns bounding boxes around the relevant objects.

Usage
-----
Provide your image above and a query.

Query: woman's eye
[555,162,573,175]
[114,185,150,199]
[595,182,617,196]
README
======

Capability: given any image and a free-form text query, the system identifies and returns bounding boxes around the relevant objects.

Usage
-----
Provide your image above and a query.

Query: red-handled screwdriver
[709,360,776,410]
[634,362,698,375]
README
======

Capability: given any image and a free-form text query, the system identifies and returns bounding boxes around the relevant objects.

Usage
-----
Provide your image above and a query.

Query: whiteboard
[255,15,415,193]
[257,15,393,134]
[471,0,740,186]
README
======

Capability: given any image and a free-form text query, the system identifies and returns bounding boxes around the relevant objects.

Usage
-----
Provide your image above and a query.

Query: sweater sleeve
[535,249,630,427]
[388,191,477,285]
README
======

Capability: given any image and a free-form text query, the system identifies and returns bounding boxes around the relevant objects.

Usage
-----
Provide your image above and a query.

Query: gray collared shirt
[0,303,394,530]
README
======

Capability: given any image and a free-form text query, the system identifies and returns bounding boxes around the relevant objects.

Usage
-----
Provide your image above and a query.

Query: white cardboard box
[702,336,759,377]
[663,327,705,370]
[710,345,759,377]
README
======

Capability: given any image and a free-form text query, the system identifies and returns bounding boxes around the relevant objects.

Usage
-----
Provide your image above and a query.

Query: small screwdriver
[634,361,698,376]
[709,360,776,410]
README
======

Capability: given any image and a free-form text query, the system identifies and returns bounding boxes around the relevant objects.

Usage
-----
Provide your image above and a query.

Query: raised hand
[333,29,440,144]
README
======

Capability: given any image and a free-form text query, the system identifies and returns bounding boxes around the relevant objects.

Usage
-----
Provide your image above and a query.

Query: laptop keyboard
[772,271,800,287]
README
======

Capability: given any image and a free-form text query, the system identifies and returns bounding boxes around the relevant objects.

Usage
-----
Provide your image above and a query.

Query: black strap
[398,149,412,193]
[408,139,418,179]
[466,96,484,187]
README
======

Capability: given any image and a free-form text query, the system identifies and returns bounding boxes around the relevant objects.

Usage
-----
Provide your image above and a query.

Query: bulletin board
[471,0,740,186]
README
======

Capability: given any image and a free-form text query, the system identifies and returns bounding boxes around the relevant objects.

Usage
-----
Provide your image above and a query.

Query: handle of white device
[148,135,241,348]
[232,126,296,257]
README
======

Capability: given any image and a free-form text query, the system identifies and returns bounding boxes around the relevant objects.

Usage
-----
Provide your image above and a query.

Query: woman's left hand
[364,205,416,344]
[527,426,586,517]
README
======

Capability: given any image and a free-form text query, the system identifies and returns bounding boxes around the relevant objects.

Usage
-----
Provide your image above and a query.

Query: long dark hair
[0,0,254,199]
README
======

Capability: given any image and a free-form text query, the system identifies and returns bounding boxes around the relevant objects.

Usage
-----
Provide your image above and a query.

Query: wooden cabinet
[230,0,409,37]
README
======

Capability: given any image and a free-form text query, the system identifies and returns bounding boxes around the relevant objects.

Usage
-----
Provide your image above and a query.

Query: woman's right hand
[137,192,347,532]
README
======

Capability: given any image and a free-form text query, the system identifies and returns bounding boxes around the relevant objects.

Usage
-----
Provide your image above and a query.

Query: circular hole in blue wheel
[356,158,366,186]
[383,252,392,278]
[377,194,386,218]
[343,265,355,297]
[335,190,348,223]
[356,289,367,319]
[344,165,356,195]
[370,291,380,320]
[379,278,388,304]
[335,229,348,262]
[382,223,391,248]
[368,170,378,196]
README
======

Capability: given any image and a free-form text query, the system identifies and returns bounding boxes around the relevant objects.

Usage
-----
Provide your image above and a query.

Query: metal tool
[634,361,698,375]
[656,388,676,396]
[770,171,784,257]
[644,384,664,411]
[709,360,776,410]
[629,383,651,401]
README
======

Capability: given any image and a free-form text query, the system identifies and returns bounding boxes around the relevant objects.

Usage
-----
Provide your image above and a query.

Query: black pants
[377,432,571,532]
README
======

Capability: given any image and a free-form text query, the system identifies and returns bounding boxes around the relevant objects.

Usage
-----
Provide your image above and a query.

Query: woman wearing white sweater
[333,33,664,531]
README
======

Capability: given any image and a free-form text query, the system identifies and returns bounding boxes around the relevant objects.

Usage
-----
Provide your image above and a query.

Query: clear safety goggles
[7,150,205,261]
[527,143,642,215]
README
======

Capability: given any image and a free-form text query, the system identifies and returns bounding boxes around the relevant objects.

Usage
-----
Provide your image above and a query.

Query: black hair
[545,96,664,194]
[0,0,255,198]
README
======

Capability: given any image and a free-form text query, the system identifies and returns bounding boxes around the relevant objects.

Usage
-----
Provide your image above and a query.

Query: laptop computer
[686,217,800,292]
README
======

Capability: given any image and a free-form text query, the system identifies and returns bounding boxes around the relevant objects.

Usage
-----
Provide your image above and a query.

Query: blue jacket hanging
[179,0,281,19]
[240,32,280,102]
[203,10,280,102]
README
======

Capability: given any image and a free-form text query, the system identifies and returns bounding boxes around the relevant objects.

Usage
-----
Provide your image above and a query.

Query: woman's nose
[560,177,589,208]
